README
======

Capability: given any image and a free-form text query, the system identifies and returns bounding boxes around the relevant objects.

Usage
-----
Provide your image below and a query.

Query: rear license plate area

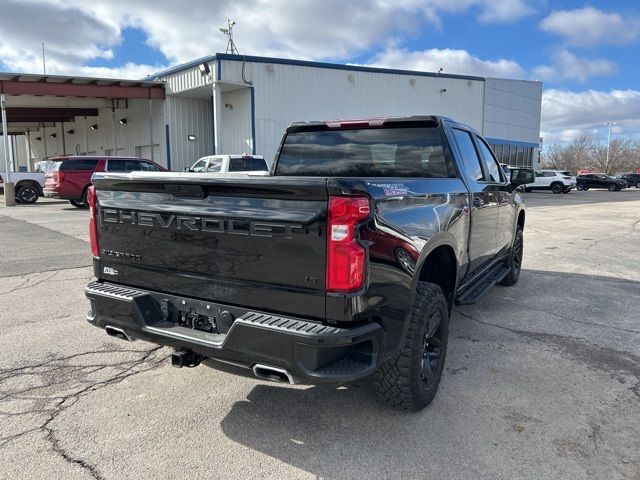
[178,308,219,334]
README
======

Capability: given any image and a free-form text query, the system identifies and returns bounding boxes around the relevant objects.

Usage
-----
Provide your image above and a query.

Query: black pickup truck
[84,116,534,410]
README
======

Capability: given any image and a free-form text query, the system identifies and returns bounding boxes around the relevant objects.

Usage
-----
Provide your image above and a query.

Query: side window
[106,160,126,172]
[60,159,99,171]
[206,159,222,172]
[140,162,161,171]
[126,161,143,172]
[474,136,502,182]
[191,159,208,172]
[452,129,484,181]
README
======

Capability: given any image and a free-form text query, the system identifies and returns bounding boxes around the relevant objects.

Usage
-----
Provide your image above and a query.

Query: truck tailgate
[92,174,328,320]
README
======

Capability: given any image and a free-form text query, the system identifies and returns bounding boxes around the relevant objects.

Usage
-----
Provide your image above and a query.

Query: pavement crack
[0,345,167,478]
[454,307,640,398]
[500,298,640,336]
[0,271,58,295]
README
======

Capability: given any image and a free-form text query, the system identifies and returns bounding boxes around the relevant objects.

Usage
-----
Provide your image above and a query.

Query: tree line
[540,136,640,175]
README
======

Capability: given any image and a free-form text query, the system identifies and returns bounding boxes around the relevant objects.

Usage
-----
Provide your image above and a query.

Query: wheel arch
[15,179,43,196]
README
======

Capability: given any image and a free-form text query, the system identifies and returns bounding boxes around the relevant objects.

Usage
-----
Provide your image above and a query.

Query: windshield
[275,126,454,177]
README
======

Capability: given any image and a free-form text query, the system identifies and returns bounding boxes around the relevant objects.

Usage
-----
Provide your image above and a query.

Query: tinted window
[452,129,483,181]
[139,162,161,171]
[107,160,145,172]
[60,159,99,171]
[475,136,502,182]
[229,157,268,172]
[276,126,454,177]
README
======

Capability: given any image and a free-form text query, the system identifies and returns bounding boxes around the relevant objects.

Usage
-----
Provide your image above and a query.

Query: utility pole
[1,93,16,206]
[605,121,616,173]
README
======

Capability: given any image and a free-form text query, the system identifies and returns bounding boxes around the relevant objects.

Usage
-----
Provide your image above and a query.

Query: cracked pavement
[1,192,639,479]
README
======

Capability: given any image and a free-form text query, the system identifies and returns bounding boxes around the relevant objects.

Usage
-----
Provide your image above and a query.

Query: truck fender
[397,233,460,347]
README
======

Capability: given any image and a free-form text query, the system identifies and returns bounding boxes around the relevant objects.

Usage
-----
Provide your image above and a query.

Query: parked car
[0,171,45,204]
[525,170,575,194]
[186,155,269,175]
[576,173,627,191]
[618,173,640,188]
[44,156,166,208]
[84,115,534,411]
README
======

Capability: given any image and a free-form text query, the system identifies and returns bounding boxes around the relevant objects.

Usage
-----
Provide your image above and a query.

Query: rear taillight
[54,171,65,183]
[88,186,99,257]
[562,176,572,180]
[326,196,370,293]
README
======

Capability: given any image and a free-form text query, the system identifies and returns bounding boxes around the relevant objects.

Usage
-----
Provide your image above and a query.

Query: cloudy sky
[0,0,639,143]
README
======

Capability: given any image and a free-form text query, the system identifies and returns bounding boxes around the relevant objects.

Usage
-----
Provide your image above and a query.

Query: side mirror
[510,168,535,187]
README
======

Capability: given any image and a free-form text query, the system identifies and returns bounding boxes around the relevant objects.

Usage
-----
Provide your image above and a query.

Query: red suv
[44,156,166,208]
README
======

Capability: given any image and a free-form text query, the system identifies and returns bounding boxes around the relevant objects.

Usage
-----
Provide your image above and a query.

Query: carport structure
[0,72,165,178]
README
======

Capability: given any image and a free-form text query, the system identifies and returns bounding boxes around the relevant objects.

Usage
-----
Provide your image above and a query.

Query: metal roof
[0,72,165,99]
[147,53,486,82]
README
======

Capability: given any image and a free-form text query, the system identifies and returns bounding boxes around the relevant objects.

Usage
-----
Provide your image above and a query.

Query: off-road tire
[373,282,449,411]
[500,226,523,286]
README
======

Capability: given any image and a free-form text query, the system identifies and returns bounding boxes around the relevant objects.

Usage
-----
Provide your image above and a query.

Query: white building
[2,54,542,172]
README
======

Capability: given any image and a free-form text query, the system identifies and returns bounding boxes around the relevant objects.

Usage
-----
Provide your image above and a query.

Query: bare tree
[541,136,640,174]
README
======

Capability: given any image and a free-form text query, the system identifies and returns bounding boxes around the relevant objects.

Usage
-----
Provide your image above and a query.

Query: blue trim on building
[148,53,485,82]
[164,124,171,170]
[216,59,221,81]
[250,87,256,154]
[485,137,539,149]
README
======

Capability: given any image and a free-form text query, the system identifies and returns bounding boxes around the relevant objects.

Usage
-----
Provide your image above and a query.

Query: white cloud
[0,0,537,79]
[532,50,616,83]
[476,0,535,23]
[371,48,525,78]
[539,6,640,46]
[541,89,640,141]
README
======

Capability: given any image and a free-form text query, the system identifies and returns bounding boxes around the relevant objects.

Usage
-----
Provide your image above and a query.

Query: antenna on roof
[42,42,46,75]
[220,19,239,54]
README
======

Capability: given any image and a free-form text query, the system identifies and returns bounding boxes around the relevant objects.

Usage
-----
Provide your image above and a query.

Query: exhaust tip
[252,364,295,384]
[105,325,131,341]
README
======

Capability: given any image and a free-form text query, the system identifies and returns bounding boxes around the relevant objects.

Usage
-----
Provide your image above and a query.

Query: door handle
[472,196,482,208]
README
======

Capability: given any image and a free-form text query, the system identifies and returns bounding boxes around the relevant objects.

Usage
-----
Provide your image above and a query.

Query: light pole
[605,121,616,172]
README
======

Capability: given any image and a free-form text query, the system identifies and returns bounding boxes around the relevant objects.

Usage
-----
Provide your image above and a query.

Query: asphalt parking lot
[1,190,639,480]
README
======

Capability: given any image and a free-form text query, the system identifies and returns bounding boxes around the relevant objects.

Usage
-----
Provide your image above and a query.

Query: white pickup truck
[186,154,270,175]
[0,171,45,204]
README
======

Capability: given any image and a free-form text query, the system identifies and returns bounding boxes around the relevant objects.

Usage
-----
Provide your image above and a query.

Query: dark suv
[44,156,166,207]
[619,173,640,188]
[576,173,627,191]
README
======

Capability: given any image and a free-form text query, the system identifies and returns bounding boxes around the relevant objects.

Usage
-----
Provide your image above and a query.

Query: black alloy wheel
[551,183,563,194]
[576,183,585,191]
[16,185,39,204]
[421,310,444,384]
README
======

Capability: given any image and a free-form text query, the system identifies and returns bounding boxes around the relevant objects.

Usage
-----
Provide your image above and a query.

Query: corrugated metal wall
[165,96,213,171]
[24,98,164,165]
[163,61,215,95]
[0,135,29,171]
[219,88,253,154]
[220,60,486,163]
